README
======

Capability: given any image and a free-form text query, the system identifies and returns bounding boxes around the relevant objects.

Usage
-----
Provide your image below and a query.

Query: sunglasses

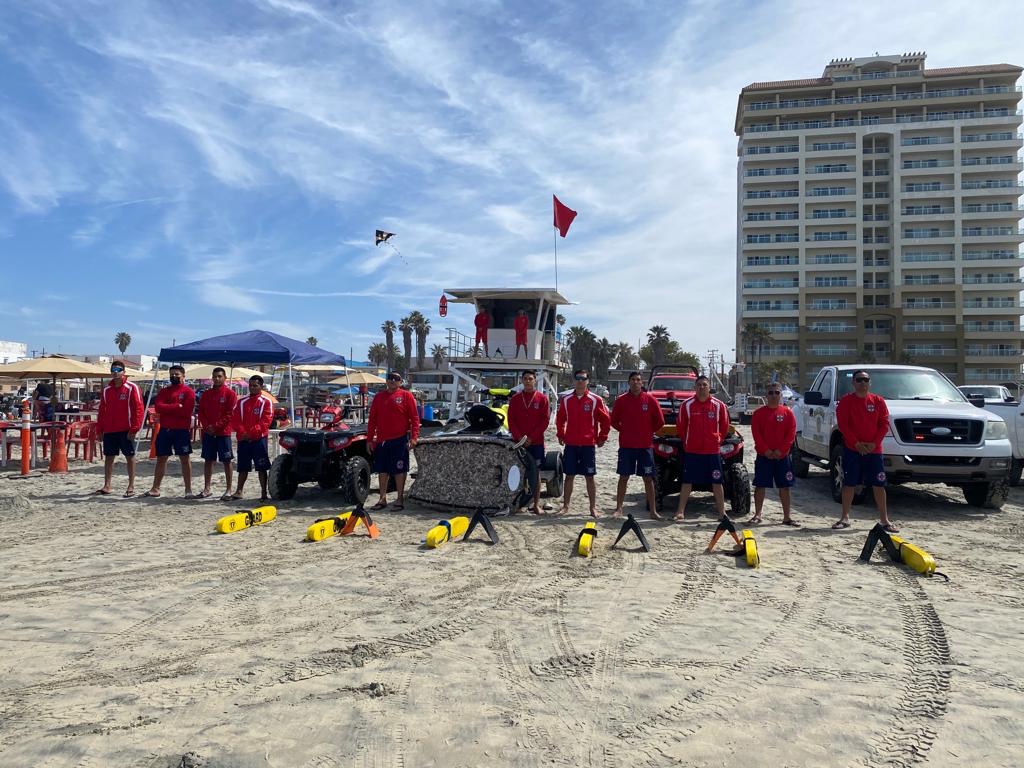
[110,367,124,373]
[767,391,781,395]
[575,376,588,381]
[854,377,870,383]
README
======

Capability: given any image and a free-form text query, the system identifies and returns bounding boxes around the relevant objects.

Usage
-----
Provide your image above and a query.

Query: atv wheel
[829,444,868,505]
[340,455,371,504]
[543,450,564,498]
[269,454,298,500]
[653,462,674,512]
[726,462,751,518]
[963,479,1009,509]
[791,440,810,478]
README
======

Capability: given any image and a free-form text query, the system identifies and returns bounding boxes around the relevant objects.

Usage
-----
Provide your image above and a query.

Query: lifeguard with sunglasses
[833,370,898,533]
[749,384,799,526]
[556,369,610,517]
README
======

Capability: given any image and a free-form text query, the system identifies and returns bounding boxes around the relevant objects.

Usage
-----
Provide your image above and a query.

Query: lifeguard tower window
[482,300,540,330]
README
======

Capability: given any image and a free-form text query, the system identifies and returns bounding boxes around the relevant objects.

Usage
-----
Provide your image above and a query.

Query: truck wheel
[791,441,810,478]
[340,455,371,504]
[829,444,867,504]
[269,454,298,500]
[1010,459,1023,487]
[963,479,1009,509]
[727,463,751,518]
[543,451,563,498]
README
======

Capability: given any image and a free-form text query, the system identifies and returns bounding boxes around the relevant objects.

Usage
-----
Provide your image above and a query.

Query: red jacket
[676,396,729,455]
[556,390,610,446]
[474,311,490,331]
[198,385,238,436]
[97,380,144,434]
[611,391,665,449]
[514,314,529,342]
[836,392,889,453]
[153,383,196,430]
[231,394,274,441]
[508,389,549,446]
[751,405,796,456]
[367,388,420,444]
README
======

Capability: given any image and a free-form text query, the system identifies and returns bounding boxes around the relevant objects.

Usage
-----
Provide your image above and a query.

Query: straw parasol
[0,355,112,380]
[328,371,386,386]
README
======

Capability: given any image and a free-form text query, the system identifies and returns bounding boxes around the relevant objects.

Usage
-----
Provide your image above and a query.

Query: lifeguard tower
[442,287,571,409]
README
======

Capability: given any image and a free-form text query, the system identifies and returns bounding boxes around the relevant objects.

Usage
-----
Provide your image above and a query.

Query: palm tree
[594,338,615,381]
[114,331,131,354]
[613,342,639,371]
[566,325,597,372]
[381,320,397,371]
[431,343,447,369]
[398,315,414,376]
[367,343,388,367]
[556,314,566,327]
[411,312,430,370]
[646,325,670,366]
[306,336,318,347]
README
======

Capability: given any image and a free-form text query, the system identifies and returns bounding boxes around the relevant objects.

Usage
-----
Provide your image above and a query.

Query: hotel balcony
[900,137,955,152]
[964,347,1024,363]
[743,111,1024,136]
[962,301,1024,315]
[900,206,955,220]
[900,159,954,174]
[961,180,1024,195]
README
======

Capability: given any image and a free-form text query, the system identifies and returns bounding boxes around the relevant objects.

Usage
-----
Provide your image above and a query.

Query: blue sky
[1,0,1021,363]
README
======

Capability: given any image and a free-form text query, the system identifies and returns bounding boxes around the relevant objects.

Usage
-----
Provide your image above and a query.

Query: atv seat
[465,404,505,432]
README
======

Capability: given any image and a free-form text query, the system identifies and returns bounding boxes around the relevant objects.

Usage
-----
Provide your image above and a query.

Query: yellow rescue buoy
[576,520,597,557]
[890,535,936,576]
[741,529,759,568]
[306,511,353,542]
[215,505,277,534]
[426,516,470,548]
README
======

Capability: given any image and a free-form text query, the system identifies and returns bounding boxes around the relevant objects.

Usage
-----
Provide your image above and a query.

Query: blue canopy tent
[155,330,346,427]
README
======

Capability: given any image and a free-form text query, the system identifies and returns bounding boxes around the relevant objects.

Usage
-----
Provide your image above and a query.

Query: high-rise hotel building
[734,53,1023,387]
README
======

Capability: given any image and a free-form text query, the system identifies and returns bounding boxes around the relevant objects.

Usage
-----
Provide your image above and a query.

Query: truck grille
[894,418,984,446]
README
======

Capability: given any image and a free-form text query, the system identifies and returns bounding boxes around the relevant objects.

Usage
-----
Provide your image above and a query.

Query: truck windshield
[650,377,696,391]
[836,369,965,402]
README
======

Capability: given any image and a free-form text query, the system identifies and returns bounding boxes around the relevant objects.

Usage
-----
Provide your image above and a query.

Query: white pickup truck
[792,364,1012,508]
[977,399,1024,486]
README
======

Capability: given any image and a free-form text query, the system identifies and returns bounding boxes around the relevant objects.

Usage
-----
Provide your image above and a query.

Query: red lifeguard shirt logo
[776,412,784,422]
[866,403,875,413]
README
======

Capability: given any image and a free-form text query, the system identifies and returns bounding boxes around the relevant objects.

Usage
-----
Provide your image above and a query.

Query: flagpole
[553,225,559,291]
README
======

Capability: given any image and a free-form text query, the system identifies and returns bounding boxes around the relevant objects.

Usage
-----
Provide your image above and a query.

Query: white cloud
[196,282,261,313]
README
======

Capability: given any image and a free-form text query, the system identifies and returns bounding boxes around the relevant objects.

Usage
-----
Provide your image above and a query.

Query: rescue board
[425,516,470,548]
[576,520,597,557]
[741,529,759,568]
[307,511,353,542]
[890,535,936,576]
[216,505,276,534]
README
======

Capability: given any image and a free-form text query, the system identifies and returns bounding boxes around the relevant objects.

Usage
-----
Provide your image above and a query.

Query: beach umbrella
[0,355,112,380]
[328,371,386,386]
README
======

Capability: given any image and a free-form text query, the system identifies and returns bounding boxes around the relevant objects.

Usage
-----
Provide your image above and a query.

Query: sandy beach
[1,424,1022,767]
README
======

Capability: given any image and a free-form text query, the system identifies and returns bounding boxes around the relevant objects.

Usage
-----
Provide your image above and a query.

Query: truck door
[804,369,834,455]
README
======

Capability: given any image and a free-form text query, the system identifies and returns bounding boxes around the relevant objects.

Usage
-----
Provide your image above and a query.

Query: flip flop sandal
[219,493,234,501]
[227,493,244,501]
[782,519,801,527]
[93,489,112,495]
[831,520,851,529]
[141,490,161,498]
[883,523,900,533]
[122,490,135,498]
[196,490,213,499]
[391,503,405,511]
[370,501,389,511]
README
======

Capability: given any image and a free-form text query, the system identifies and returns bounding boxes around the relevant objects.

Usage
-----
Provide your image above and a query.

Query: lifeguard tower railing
[445,327,569,365]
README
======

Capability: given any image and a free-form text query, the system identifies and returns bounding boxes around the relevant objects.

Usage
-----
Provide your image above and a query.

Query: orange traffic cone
[48,426,69,474]
[149,420,161,459]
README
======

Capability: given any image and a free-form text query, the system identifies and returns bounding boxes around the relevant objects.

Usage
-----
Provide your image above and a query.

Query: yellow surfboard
[425,516,470,548]
[890,535,936,576]
[306,511,353,542]
[576,520,597,557]
[742,529,759,568]
[216,505,277,534]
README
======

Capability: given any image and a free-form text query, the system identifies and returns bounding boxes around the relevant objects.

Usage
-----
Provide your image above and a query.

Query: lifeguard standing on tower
[473,306,491,357]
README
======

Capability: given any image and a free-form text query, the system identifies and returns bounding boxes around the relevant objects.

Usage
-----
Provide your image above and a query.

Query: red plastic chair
[66,421,98,462]
[143,407,158,440]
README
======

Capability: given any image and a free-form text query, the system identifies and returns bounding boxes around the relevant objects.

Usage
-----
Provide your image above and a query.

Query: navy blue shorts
[237,438,270,473]
[617,447,655,477]
[525,444,545,468]
[753,455,795,488]
[155,428,192,457]
[682,453,724,485]
[372,435,410,475]
[102,431,135,458]
[842,447,886,487]
[201,433,234,463]
[562,444,596,476]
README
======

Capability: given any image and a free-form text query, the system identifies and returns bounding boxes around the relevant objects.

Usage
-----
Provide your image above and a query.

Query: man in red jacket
[367,371,420,510]
[230,375,275,501]
[198,367,238,500]
[674,375,730,521]
[749,384,799,526]
[143,365,197,498]
[513,308,529,359]
[611,371,665,519]
[833,370,896,532]
[556,369,610,517]
[95,360,144,497]
[473,306,491,357]
[507,370,550,514]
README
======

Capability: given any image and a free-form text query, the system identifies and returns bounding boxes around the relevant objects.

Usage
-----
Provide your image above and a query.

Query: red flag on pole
[553,195,577,238]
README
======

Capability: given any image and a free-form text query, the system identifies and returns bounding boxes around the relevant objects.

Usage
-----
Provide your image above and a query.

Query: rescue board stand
[575,520,597,557]
[463,508,499,545]
[859,524,944,579]
[340,504,380,539]
[611,513,650,552]
[705,516,742,553]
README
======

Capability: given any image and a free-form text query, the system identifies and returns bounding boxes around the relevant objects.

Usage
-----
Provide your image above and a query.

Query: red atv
[268,405,372,503]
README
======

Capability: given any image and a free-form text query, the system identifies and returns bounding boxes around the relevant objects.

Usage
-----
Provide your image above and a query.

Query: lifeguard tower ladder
[442,288,571,411]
